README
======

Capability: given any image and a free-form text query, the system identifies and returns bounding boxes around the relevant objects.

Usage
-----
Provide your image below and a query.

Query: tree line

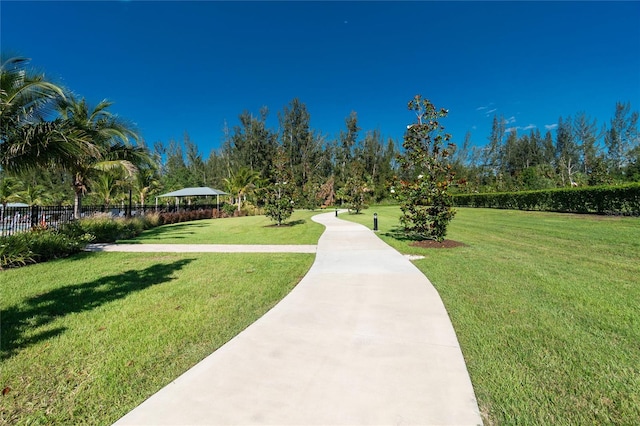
[2,54,638,217]
[451,104,639,193]
[151,100,640,208]
[155,101,397,211]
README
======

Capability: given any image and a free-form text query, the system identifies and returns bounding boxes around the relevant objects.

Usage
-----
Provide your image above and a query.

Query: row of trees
[452,104,639,192]
[2,54,639,226]
[154,100,639,208]
[1,56,152,218]
[153,100,397,212]
[0,55,398,225]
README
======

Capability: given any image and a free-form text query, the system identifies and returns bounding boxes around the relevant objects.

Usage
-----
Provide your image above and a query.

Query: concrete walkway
[114,212,482,426]
[85,243,317,253]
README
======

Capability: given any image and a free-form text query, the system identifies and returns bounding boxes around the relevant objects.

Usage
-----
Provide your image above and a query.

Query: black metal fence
[0,202,226,237]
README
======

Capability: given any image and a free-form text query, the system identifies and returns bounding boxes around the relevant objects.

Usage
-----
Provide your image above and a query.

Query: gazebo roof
[158,187,227,198]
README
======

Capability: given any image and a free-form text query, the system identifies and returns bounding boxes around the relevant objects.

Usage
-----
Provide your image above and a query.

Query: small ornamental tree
[336,162,372,214]
[262,148,295,226]
[393,95,456,242]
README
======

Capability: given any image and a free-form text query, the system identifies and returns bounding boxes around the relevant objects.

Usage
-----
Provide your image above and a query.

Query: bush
[1,208,234,269]
[0,234,33,269]
[157,208,228,226]
[26,227,88,263]
[453,183,640,215]
[74,215,126,243]
[221,203,237,217]
[60,214,153,243]
[141,212,162,228]
[0,227,90,269]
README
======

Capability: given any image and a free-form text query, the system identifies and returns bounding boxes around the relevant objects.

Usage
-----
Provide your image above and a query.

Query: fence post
[30,205,39,229]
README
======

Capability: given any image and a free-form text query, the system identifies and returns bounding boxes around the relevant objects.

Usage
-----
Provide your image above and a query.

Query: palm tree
[0,56,93,173]
[90,171,122,210]
[0,175,21,205]
[0,175,22,226]
[57,96,151,218]
[16,182,50,206]
[132,164,161,207]
[224,167,261,212]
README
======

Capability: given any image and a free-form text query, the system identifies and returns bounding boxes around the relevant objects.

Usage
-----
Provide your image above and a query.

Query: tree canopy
[2,54,638,215]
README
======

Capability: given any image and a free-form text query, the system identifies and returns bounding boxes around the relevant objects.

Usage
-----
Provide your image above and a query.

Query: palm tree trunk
[74,189,82,219]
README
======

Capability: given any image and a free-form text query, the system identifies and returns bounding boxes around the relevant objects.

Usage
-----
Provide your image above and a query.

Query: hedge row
[452,183,640,215]
[0,209,238,269]
[159,206,244,225]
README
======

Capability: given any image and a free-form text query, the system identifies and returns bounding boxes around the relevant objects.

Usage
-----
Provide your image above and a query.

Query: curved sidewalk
[114,212,482,425]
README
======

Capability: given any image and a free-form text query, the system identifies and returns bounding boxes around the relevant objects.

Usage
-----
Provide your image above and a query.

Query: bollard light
[373,213,378,231]
[335,208,338,217]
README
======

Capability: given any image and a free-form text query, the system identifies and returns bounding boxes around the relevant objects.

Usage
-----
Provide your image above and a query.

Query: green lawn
[3,208,639,425]
[0,211,321,425]
[342,207,640,425]
[121,209,326,245]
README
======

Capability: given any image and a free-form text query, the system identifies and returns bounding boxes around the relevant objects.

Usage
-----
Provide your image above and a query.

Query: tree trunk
[74,189,82,219]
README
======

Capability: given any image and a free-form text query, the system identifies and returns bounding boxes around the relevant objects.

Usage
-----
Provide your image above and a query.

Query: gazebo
[156,187,228,210]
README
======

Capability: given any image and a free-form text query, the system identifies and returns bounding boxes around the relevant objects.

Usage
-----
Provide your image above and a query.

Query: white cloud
[545,124,558,130]
[523,124,536,130]
[485,108,497,115]
[505,127,517,133]
[476,103,494,111]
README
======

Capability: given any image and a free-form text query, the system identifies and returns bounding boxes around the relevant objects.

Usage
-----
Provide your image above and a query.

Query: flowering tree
[393,95,456,241]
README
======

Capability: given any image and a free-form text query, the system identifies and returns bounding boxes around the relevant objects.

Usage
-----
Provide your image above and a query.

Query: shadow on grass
[383,226,425,242]
[0,258,194,361]
[120,222,212,242]
[263,219,306,228]
[118,235,190,243]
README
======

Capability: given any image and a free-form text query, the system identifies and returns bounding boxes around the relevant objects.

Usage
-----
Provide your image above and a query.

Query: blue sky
[2,1,639,157]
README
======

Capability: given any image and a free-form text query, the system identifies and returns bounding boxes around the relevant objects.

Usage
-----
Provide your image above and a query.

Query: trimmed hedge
[158,207,244,225]
[453,183,640,215]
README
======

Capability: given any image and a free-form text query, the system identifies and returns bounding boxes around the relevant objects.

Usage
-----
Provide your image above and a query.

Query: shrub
[61,214,151,243]
[121,217,145,239]
[26,227,88,263]
[1,227,90,269]
[1,209,221,270]
[221,203,237,217]
[0,234,33,269]
[75,216,125,243]
[453,183,640,215]
[142,212,162,228]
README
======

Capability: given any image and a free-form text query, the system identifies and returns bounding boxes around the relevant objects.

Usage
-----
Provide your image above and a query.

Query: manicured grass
[120,210,326,245]
[0,251,314,425]
[342,207,640,425]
